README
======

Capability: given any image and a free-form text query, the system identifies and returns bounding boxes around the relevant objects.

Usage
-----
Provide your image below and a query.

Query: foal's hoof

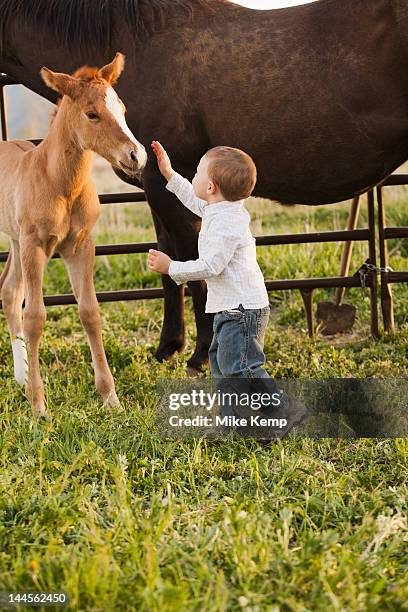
[103,390,123,412]
[33,405,51,421]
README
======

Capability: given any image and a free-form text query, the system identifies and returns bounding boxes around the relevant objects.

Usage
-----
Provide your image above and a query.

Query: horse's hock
[0,73,403,338]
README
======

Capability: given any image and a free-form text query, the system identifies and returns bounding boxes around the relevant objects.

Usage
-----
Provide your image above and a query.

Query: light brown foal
[0,52,147,417]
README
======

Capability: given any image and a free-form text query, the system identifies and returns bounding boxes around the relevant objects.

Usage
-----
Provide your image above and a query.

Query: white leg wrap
[12,336,28,386]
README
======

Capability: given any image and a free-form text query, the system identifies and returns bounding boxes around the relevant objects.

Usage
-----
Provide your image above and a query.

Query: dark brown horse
[1,0,408,371]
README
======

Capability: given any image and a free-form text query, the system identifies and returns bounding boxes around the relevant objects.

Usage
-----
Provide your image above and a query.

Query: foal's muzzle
[119,144,147,175]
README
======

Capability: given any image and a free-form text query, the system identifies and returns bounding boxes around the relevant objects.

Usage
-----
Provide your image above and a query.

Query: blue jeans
[209,303,271,378]
[209,302,279,423]
[208,303,308,435]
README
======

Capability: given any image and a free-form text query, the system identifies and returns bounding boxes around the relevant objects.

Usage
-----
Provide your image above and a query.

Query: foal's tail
[0,249,11,293]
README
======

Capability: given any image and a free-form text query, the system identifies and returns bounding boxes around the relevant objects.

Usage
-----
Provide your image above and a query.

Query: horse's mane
[72,66,103,82]
[0,0,229,53]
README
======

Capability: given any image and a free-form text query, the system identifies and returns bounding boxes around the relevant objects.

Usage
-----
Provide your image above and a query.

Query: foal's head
[40,52,147,176]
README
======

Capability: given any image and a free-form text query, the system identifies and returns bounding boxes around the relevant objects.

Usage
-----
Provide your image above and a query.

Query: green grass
[0,195,408,611]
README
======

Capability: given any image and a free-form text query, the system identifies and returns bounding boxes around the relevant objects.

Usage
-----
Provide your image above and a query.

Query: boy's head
[192,146,257,202]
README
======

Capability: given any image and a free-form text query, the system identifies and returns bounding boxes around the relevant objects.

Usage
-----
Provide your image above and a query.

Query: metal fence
[0,73,406,337]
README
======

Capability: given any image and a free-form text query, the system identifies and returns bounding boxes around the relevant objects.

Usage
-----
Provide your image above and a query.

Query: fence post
[367,190,379,338]
[377,185,395,332]
[0,83,8,140]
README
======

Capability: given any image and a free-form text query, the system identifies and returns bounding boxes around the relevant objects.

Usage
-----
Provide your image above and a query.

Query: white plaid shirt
[166,172,270,313]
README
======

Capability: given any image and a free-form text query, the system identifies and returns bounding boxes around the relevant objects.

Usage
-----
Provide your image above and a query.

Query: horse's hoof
[103,390,123,411]
[33,405,51,421]
[154,339,185,362]
[186,365,205,377]
[186,348,209,374]
[186,356,208,374]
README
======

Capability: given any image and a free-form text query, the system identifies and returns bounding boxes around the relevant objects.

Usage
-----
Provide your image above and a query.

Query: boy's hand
[151,141,174,182]
[147,248,172,274]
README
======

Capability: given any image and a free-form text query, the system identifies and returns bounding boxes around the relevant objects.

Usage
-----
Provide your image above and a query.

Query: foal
[0,52,147,417]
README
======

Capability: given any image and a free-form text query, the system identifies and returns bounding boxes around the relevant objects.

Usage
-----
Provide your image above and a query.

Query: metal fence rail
[0,73,407,337]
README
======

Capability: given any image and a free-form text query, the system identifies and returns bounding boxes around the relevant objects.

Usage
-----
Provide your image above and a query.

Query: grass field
[0,171,407,611]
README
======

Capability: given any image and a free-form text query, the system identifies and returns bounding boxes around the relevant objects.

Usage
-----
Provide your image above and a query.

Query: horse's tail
[0,248,12,294]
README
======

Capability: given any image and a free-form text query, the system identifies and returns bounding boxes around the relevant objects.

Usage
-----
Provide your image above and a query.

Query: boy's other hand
[147,248,172,274]
[151,141,174,182]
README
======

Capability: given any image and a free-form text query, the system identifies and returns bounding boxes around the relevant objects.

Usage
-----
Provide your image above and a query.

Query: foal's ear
[40,67,81,100]
[98,52,125,85]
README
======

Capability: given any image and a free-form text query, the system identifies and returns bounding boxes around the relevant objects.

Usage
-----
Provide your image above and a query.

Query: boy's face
[192,155,215,200]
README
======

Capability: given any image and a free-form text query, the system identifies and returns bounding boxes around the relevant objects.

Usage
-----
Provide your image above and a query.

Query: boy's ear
[207,180,217,194]
[40,67,82,100]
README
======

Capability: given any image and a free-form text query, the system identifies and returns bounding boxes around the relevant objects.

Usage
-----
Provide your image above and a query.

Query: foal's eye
[85,111,99,121]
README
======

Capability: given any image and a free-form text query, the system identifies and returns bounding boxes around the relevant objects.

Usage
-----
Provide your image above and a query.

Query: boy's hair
[204,146,257,201]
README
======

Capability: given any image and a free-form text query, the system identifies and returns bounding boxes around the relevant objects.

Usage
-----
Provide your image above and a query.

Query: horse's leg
[59,236,119,408]
[153,212,213,372]
[186,279,214,372]
[19,237,48,417]
[0,240,28,386]
[164,172,214,372]
[144,169,214,372]
[150,208,186,362]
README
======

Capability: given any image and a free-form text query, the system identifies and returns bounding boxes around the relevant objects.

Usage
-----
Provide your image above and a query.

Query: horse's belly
[0,184,20,239]
[0,217,19,240]
[0,142,29,239]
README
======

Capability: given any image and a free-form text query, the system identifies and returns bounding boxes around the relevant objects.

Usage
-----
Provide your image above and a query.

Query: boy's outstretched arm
[151,140,206,217]
[151,140,174,181]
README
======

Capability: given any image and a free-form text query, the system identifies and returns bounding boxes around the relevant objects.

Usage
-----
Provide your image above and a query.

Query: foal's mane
[0,0,229,53]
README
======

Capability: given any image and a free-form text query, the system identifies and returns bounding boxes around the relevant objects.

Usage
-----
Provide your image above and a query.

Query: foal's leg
[0,240,27,386]
[60,237,119,408]
[20,238,48,417]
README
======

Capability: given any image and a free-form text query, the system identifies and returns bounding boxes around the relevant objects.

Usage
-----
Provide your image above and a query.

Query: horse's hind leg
[60,236,120,409]
[0,240,28,386]
[19,236,48,418]
[186,279,214,372]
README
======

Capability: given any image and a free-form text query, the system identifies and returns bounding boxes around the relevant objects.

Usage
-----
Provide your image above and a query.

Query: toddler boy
[148,141,307,436]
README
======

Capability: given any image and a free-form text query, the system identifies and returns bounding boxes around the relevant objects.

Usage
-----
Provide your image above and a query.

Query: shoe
[246,392,308,440]
[278,392,309,438]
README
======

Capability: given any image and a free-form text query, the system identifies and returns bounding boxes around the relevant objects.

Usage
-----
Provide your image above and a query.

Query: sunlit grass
[0,189,407,610]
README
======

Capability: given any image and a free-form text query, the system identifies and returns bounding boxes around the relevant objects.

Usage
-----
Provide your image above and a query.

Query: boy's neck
[206,192,230,204]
